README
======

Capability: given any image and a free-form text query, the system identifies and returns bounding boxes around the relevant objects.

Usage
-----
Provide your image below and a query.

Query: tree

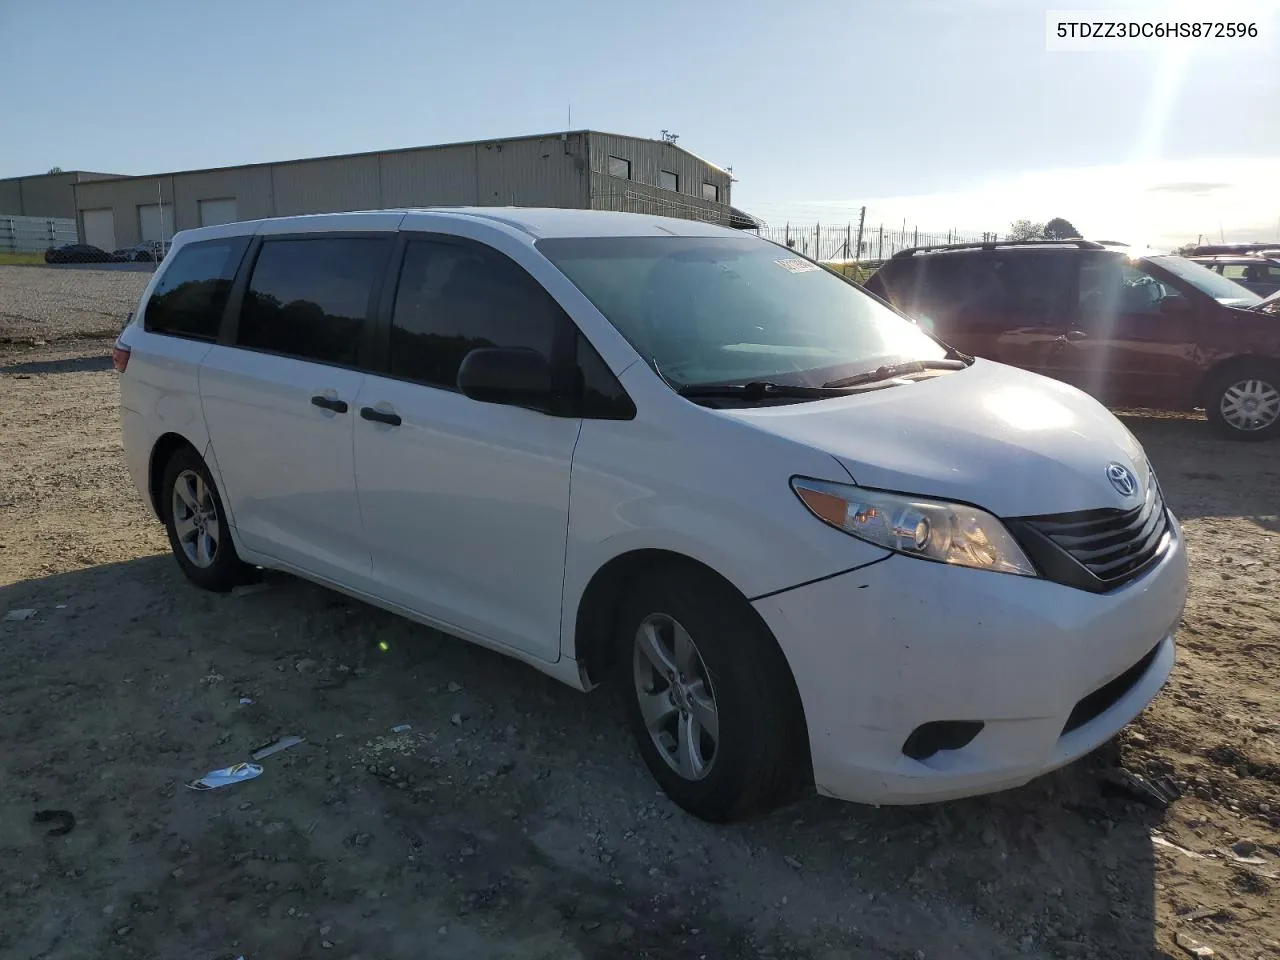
[1008,219,1046,241]
[47,166,64,174]
[1044,217,1082,239]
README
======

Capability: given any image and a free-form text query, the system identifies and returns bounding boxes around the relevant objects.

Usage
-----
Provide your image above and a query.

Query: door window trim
[218,231,394,373]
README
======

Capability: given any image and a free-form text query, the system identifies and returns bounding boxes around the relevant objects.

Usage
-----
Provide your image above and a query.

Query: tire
[1204,362,1280,441]
[614,566,807,822]
[160,446,249,591]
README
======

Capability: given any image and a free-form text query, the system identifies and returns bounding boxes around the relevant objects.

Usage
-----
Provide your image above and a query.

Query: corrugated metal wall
[174,167,275,226]
[0,172,120,218]
[587,133,732,210]
[70,131,721,243]
[473,134,589,208]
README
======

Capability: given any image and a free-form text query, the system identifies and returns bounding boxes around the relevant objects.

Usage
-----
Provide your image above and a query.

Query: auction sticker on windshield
[775,258,820,273]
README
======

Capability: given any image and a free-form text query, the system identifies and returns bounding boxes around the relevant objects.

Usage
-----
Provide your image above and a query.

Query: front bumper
[752,516,1188,805]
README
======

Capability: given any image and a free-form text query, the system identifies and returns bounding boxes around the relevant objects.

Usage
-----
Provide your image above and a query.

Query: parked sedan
[44,243,112,264]
[1190,256,1280,298]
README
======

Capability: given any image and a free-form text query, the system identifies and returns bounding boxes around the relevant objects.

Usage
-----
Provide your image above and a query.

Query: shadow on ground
[0,552,1170,959]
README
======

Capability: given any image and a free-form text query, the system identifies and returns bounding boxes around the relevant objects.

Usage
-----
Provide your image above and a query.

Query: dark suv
[864,239,1280,440]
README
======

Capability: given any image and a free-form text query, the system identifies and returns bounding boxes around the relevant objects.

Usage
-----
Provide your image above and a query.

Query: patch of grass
[0,252,46,266]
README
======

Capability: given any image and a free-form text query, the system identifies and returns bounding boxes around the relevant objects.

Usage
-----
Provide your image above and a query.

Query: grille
[1017,483,1171,590]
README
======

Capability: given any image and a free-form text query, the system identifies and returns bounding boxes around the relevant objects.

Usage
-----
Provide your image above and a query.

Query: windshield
[537,236,946,388]
[1148,255,1263,306]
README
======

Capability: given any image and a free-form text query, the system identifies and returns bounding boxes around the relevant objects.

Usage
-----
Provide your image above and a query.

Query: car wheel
[161,446,249,591]
[615,566,807,822]
[1205,363,1280,441]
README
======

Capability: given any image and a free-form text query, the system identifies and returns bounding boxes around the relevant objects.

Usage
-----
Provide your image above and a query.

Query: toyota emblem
[1105,462,1138,498]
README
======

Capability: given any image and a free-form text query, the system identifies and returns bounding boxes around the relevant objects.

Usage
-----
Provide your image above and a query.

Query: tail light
[112,341,131,372]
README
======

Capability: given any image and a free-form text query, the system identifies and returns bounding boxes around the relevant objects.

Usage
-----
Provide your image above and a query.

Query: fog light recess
[901,721,985,761]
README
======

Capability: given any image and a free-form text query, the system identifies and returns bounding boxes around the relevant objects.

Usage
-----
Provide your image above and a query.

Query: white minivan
[115,208,1188,822]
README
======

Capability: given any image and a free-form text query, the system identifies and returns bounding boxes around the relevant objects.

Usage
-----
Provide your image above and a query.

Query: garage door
[198,198,238,227]
[138,203,174,244]
[82,209,115,250]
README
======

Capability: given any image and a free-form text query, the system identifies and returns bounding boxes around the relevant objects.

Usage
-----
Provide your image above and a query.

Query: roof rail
[891,238,1106,258]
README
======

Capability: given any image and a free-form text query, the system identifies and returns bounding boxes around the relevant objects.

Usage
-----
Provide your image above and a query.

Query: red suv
[864,240,1280,440]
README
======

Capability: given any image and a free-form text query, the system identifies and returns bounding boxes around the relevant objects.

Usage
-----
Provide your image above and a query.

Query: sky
[3,0,1278,250]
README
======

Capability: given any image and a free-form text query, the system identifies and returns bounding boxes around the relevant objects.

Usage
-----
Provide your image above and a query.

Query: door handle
[360,406,402,427]
[310,395,349,413]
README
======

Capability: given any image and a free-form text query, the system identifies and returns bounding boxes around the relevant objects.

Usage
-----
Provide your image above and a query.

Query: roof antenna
[568,101,572,130]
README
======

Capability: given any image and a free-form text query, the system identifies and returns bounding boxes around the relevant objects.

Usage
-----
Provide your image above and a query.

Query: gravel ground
[1,271,1278,959]
[0,265,153,344]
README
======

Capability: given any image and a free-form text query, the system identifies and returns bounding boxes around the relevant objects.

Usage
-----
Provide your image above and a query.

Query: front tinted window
[237,237,387,366]
[389,240,560,390]
[538,237,943,389]
[1080,257,1184,316]
[144,237,248,339]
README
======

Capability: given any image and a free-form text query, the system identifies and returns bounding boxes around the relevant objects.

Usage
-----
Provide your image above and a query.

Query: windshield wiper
[822,358,968,389]
[676,381,853,400]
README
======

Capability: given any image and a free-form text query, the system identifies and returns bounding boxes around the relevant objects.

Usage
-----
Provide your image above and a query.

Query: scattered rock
[4,608,36,621]
[115,926,131,936]
[1175,931,1215,957]
[447,681,462,693]
[1230,839,1258,858]
[981,828,996,847]
[581,920,601,931]
[783,855,803,870]
[450,713,464,726]
[295,658,319,674]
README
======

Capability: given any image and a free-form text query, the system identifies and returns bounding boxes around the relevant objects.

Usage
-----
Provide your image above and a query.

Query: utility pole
[854,206,865,262]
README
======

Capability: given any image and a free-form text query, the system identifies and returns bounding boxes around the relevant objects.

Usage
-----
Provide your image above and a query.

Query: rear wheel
[161,447,249,591]
[1205,363,1280,441]
[615,567,807,822]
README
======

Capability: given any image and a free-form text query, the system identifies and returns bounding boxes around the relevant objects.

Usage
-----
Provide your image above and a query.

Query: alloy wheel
[1220,378,1280,432]
[632,613,720,781]
[171,469,220,568]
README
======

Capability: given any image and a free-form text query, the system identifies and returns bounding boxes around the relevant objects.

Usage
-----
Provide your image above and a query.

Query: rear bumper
[753,518,1187,805]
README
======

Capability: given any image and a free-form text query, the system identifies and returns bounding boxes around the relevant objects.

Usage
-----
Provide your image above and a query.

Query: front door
[199,234,390,585]
[354,236,580,662]
[1050,254,1200,407]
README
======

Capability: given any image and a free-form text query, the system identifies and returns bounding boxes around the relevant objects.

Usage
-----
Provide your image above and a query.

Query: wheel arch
[571,547,813,784]
[148,432,201,521]
[1198,353,1280,406]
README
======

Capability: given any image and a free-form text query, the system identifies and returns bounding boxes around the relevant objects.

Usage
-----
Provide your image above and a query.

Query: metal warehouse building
[69,130,743,251]
[0,170,121,219]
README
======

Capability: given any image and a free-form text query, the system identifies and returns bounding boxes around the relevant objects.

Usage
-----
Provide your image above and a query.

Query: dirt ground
[1,267,1278,960]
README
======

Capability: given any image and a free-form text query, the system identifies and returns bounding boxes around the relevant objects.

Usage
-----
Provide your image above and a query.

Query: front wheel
[161,447,250,591]
[1205,363,1280,441]
[615,567,807,822]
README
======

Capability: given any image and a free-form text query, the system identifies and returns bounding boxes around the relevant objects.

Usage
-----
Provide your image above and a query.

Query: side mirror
[457,347,554,409]
[1159,295,1190,315]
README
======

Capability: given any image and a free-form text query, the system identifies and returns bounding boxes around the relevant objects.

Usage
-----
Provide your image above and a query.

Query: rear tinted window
[144,237,248,340]
[878,254,1067,320]
[236,237,388,366]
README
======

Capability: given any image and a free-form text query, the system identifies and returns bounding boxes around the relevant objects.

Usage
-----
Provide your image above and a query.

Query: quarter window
[607,156,631,179]
[144,237,248,340]
[236,237,387,366]
[388,240,561,390]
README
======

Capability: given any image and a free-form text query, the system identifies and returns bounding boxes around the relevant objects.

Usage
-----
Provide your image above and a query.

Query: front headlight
[791,477,1037,577]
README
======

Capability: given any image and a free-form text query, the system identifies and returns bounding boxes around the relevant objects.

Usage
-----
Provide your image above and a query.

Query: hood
[722,360,1148,518]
